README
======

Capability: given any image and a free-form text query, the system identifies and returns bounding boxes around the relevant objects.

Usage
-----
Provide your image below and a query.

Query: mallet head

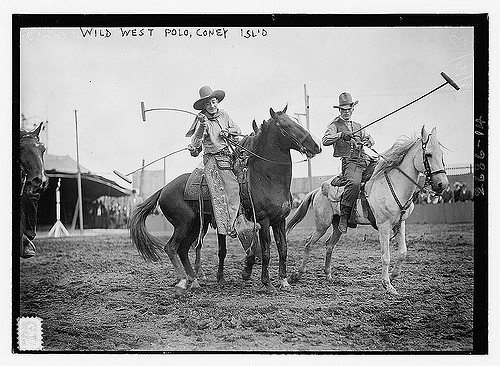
[141,101,147,121]
[440,72,460,90]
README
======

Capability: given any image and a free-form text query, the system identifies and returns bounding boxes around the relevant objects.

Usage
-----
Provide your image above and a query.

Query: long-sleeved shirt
[322,116,374,158]
[190,109,241,154]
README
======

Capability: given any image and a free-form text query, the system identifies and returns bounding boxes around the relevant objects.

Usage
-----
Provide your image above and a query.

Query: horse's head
[20,122,49,196]
[414,126,449,194]
[269,105,321,158]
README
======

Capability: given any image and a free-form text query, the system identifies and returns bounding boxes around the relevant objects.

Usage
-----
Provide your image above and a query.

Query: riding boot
[21,235,36,259]
[338,204,352,234]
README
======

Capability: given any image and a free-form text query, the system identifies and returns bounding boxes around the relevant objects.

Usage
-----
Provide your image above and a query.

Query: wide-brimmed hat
[193,86,225,110]
[334,92,359,110]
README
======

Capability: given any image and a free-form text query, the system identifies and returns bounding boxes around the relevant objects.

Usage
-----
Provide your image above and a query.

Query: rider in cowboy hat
[322,92,376,234]
[186,86,243,238]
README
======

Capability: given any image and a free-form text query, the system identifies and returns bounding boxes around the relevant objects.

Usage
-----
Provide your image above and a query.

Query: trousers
[340,156,377,208]
[21,194,39,240]
[203,155,240,235]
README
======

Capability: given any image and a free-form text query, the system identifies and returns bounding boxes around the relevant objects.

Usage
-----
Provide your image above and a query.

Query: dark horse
[20,122,49,258]
[129,106,321,292]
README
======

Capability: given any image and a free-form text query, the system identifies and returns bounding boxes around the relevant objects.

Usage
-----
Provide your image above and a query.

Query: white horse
[286,126,449,295]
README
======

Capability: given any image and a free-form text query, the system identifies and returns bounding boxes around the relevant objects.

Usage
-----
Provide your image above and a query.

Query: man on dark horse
[185,86,248,238]
[322,92,376,234]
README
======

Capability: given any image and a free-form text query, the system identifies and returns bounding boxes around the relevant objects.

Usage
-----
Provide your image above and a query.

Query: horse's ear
[421,126,428,141]
[270,108,277,120]
[34,122,44,137]
[430,127,437,139]
[252,119,258,132]
[282,103,288,114]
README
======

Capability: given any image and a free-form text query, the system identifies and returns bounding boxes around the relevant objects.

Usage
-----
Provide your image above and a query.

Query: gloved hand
[197,113,207,126]
[220,130,230,139]
[362,137,373,147]
[340,131,352,141]
[188,144,201,157]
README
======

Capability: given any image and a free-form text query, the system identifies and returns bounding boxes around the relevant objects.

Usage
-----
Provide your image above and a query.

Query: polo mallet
[352,72,460,135]
[140,101,198,121]
[113,147,188,183]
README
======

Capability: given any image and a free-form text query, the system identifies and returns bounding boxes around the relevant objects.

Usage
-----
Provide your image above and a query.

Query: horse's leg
[289,226,327,283]
[272,220,290,290]
[242,219,263,281]
[216,234,227,284]
[176,221,203,290]
[325,216,342,282]
[194,219,210,281]
[378,221,398,295]
[164,229,190,291]
[390,221,407,282]
[258,220,275,293]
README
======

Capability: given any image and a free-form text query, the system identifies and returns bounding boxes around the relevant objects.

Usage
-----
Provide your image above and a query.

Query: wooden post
[71,198,78,230]
[75,110,84,234]
[304,84,313,191]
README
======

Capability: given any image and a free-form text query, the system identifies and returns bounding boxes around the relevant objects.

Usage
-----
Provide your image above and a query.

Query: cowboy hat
[334,92,359,109]
[193,86,225,110]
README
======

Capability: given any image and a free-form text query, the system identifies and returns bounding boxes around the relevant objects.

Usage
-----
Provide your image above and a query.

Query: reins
[366,135,445,239]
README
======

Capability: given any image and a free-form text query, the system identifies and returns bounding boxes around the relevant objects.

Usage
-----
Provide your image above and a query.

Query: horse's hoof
[258,283,276,295]
[279,277,291,291]
[242,267,252,281]
[382,280,399,296]
[326,274,334,282]
[190,279,202,292]
[176,278,188,290]
[197,275,208,281]
[288,272,302,283]
[217,275,226,286]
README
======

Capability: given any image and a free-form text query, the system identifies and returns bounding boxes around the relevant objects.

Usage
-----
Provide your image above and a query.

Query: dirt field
[19,223,473,352]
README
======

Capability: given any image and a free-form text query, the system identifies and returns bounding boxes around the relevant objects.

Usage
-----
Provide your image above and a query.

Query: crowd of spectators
[414,181,473,204]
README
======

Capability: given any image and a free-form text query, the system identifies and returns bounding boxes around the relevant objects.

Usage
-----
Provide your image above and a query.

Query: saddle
[320,174,377,230]
[183,166,251,202]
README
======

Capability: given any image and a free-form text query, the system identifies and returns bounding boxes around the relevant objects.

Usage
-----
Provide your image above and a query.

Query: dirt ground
[19,223,474,352]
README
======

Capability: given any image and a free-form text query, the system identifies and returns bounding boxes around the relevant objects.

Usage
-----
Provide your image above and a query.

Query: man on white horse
[322,92,377,234]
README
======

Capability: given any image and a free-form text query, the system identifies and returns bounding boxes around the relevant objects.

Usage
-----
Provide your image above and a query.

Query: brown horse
[20,122,49,257]
[129,106,321,292]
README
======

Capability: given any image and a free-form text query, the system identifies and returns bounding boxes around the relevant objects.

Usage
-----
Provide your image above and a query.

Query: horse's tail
[286,187,319,234]
[129,188,164,262]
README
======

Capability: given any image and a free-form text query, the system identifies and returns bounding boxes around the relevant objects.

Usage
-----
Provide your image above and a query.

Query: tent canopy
[44,154,131,199]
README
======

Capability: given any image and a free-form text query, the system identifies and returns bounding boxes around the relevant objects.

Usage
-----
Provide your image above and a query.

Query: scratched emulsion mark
[17,317,43,351]
[449,34,473,92]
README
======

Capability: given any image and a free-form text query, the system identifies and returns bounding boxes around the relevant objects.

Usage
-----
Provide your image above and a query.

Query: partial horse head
[414,126,449,194]
[20,122,49,196]
[269,105,321,158]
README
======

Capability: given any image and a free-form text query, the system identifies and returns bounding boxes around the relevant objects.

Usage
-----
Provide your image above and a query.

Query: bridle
[421,134,446,186]
[224,115,314,166]
[275,115,310,155]
[20,164,27,196]
[382,134,447,238]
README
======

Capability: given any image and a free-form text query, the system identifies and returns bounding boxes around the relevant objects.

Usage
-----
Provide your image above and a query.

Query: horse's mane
[242,119,271,163]
[372,135,420,179]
